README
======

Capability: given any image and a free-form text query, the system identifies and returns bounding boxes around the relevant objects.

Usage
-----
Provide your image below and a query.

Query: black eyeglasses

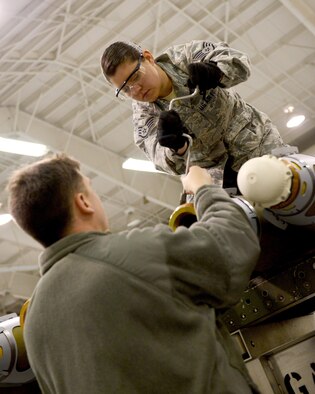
[115,54,143,98]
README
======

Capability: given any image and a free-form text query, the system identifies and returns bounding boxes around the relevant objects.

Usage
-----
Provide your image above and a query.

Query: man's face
[109,53,163,102]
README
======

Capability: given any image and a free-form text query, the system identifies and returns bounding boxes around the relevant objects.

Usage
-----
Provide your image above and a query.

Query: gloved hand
[187,61,223,98]
[158,110,189,151]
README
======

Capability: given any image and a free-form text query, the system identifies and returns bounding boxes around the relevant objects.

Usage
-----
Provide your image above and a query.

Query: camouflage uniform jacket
[132,40,285,185]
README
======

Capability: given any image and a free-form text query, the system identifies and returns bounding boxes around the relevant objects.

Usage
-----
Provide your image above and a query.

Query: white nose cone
[237,155,293,207]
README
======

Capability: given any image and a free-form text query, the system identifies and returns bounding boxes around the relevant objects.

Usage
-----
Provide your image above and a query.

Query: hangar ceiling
[0,0,314,314]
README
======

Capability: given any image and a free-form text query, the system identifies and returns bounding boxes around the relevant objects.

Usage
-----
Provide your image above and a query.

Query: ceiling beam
[279,0,315,37]
[0,107,182,211]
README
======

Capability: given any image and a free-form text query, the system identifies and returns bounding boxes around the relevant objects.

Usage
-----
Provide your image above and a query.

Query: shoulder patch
[138,125,149,139]
[193,42,215,61]
[137,116,156,139]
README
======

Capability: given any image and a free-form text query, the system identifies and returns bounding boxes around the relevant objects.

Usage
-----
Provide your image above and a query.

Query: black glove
[187,61,223,97]
[157,110,188,151]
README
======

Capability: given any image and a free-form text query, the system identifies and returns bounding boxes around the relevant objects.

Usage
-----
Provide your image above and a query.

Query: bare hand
[181,166,213,195]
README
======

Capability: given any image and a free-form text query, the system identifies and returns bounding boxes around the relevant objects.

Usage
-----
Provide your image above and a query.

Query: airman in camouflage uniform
[101,40,287,186]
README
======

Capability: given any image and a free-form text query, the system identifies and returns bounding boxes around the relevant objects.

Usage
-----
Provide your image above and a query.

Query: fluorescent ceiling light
[122,158,162,173]
[0,137,48,157]
[0,214,12,226]
[286,115,305,128]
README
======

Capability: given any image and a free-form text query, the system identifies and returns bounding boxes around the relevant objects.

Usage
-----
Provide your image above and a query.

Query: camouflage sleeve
[165,40,251,88]
[205,165,225,187]
[132,100,187,175]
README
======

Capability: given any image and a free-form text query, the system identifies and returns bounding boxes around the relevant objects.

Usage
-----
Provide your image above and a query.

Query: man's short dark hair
[7,153,83,247]
[101,41,141,81]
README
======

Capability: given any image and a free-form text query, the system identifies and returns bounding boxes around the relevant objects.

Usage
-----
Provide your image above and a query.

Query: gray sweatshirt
[24,185,260,393]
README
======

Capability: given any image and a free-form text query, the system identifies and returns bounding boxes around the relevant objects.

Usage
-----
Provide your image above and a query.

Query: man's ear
[74,192,95,214]
[143,49,155,64]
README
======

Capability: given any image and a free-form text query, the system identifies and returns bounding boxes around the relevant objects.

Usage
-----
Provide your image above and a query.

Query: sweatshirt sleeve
[158,185,260,308]
[110,185,260,309]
